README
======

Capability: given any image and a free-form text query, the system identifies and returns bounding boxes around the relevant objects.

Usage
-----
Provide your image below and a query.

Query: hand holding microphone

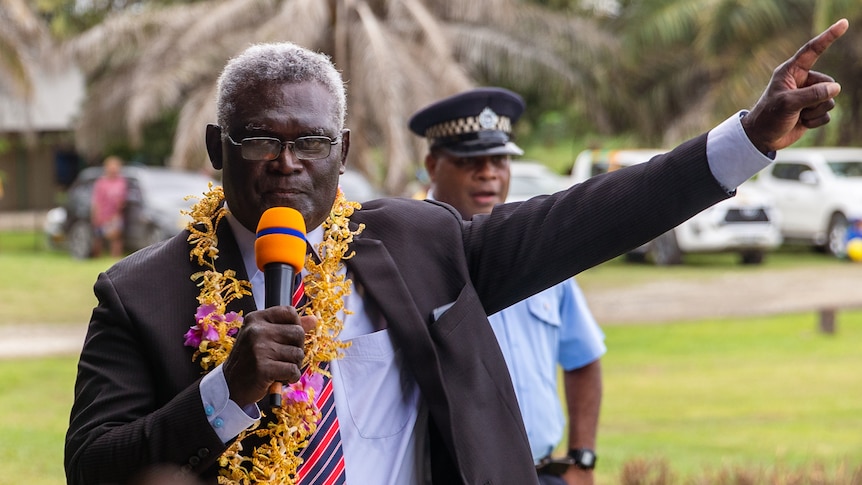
[255,207,307,408]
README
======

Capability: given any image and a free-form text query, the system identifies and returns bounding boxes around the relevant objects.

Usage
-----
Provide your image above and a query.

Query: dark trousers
[538,473,567,485]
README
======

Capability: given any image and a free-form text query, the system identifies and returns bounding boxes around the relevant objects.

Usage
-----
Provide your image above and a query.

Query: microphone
[255,206,307,408]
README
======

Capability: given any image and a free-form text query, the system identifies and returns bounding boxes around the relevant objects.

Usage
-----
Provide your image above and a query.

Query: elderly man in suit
[66,19,848,485]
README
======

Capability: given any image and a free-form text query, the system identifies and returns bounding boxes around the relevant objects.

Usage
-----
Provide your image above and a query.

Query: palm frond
[260,0,331,46]
[169,82,218,171]
[352,0,415,193]
[63,0,622,191]
[0,0,52,98]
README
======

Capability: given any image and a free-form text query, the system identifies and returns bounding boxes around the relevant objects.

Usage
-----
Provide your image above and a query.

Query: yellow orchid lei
[182,183,363,484]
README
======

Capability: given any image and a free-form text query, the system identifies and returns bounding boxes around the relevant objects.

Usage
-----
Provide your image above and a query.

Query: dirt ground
[583,263,862,324]
[3,264,860,359]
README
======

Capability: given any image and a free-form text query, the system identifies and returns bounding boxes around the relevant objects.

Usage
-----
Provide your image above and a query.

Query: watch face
[580,450,595,467]
[571,449,596,469]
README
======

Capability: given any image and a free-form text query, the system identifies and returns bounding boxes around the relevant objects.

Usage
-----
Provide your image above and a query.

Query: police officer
[410,87,606,485]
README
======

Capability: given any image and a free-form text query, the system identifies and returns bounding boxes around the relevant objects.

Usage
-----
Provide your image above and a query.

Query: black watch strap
[567,448,597,470]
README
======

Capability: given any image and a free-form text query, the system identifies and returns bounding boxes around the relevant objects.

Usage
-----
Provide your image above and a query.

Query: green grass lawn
[592,312,862,483]
[0,356,79,485]
[5,313,860,485]
[2,230,860,484]
[576,244,847,294]
[0,231,115,325]
[0,228,846,326]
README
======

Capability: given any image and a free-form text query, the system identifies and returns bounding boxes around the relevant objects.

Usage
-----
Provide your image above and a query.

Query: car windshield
[510,175,561,195]
[827,160,862,178]
[149,174,211,196]
[508,164,569,200]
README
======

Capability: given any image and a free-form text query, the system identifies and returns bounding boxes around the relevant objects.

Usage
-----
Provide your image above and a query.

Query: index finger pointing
[791,18,849,72]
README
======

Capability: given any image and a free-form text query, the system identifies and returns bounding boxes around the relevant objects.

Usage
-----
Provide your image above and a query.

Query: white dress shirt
[201,211,428,484]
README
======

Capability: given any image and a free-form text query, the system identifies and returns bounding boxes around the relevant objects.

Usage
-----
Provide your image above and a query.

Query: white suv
[506,161,571,202]
[751,147,862,257]
[571,149,783,265]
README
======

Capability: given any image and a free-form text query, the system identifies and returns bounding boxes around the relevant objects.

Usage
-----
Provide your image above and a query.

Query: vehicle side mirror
[799,170,819,185]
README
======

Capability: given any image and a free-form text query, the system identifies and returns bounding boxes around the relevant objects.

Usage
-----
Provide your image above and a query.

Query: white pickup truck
[571,149,783,265]
[749,147,862,257]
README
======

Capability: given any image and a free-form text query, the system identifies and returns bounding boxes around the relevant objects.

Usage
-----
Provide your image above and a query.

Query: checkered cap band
[424,115,512,140]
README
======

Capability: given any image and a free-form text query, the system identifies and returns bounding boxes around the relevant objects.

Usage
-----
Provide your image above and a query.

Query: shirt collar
[224,205,323,280]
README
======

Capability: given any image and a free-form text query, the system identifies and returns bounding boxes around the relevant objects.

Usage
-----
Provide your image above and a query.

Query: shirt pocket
[525,290,562,328]
[336,329,419,439]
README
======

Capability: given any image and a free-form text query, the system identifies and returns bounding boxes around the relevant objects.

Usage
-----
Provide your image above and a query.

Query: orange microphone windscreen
[255,207,307,272]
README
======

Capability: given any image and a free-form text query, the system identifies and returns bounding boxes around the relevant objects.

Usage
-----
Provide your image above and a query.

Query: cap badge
[477,107,499,130]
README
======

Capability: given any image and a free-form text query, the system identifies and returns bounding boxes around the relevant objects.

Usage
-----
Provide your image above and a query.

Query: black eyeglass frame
[225,132,341,161]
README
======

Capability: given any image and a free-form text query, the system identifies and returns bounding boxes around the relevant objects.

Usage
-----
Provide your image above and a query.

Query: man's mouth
[471,191,499,205]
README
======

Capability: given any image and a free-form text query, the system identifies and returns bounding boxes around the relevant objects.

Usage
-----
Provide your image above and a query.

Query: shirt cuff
[706,110,774,193]
[200,364,261,444]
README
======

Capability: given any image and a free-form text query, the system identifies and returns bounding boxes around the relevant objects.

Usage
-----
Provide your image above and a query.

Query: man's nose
[271,145,303,173]
[474,158,499,178]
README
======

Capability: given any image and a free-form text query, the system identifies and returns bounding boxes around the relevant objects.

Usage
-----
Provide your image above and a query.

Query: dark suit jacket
[66,135,729,484]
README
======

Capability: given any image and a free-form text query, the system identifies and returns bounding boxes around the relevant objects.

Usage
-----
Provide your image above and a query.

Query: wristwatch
[567,448,597,470]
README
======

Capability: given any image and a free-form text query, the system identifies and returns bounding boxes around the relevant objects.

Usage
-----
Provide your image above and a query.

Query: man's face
[425,152,511,219]
[104,157,122,177]
[208,81,348,232]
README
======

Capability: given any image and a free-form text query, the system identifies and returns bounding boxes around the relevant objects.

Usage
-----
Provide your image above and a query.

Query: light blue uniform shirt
[488,278,605,462]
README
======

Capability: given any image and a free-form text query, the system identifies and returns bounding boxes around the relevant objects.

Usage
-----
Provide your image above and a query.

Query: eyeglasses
[225,133,341,161]
[448,155,510,171]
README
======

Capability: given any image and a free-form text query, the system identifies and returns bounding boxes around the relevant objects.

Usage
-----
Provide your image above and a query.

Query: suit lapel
[345,238,421,333]
[345,236,448,408]
[213,217,257,317]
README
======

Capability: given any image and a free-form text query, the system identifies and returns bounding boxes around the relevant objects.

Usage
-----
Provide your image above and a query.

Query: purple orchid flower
[183,322,219,348]
[225,312,241,336]
[184,304,237,348]
[283,372,324,405]
[195,304,220,323]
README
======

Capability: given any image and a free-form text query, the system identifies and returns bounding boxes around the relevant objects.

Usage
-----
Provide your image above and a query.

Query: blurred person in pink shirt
[90,155,128,257]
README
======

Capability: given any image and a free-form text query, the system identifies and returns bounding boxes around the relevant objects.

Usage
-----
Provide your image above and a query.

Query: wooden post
[818,308,836,334]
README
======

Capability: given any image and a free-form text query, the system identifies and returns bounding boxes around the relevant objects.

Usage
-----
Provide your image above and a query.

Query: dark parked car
[48,165,218,258]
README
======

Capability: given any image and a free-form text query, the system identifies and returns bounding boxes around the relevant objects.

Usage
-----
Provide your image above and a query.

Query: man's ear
[338,129,350,174]
[205,124,223,170]
[424,152,438,183]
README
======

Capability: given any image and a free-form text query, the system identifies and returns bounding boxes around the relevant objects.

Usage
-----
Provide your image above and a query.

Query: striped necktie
[292,273,306,308]
[293,272,347,484]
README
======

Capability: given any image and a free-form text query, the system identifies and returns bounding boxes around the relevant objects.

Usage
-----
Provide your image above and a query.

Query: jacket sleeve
[65,270,228,484]
[465,134,729,315]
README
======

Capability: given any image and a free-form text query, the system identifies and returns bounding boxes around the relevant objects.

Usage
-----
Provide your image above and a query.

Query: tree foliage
[20,0,862,191]
[33,0,206,38]
[604,0,862,147]
[59,0,611,193]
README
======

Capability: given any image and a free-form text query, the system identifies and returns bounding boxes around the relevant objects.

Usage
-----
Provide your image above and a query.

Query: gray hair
[216,42,346,132]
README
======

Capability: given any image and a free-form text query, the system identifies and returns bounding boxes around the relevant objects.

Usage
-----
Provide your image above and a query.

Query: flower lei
[181,184,363,484]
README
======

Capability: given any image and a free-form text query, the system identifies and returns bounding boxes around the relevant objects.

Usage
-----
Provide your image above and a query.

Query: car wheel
[825,213,849,257]
[740,250,765,265]
[68,221,94,259]
[624,252,647,264]
[649,231,683,266]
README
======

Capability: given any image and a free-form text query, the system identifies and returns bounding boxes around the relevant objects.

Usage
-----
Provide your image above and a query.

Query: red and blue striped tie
[292,273,306,308]
[293,274,347,484]
[296,361,346,484]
